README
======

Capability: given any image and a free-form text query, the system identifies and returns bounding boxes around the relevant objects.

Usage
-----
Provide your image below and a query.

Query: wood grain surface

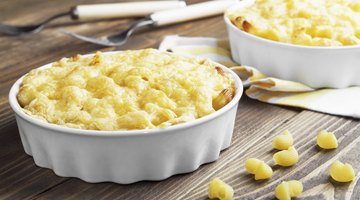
[0,0,359,199]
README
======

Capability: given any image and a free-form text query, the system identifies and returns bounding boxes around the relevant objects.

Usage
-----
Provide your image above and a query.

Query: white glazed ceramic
[9,51,243,184]
[224,0,360,88]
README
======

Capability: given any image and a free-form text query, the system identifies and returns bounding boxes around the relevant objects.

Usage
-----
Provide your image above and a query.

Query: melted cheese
[17,49,235,131]
[227,0,360,46]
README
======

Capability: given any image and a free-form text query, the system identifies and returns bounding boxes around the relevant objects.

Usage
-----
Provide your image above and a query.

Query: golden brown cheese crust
[227,0,360,46]
[17,49,235,131]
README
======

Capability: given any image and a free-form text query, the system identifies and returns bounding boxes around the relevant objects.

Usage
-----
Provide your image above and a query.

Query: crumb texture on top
[227,0,360,46]
[17,49,235,131]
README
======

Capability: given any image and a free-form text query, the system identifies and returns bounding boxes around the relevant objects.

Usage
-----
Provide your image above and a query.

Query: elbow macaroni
[244,158,273,180]
[227,0,360,46]
[275,180,303,200]
[211,128,356,199]
[212,87,235,111]
[317,130,338,149]
[273,146,299,167]
[272,130,294,150]
[17,49,235,131]
[330,160,355,182]
[234,129,354,199]
[208,178,234,200]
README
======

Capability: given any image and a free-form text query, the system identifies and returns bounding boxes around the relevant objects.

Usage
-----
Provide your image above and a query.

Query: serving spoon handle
[150,0,238,26]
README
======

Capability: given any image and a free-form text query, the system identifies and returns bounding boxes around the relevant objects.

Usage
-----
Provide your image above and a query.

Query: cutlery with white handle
[61,0,239,46]
[0,1,186,35]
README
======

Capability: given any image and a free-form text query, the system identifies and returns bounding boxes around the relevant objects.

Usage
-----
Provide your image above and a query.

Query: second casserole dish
[225,0,360,88]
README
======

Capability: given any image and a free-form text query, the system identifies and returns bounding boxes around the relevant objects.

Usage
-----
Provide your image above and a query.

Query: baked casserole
[226,0,360,46]
[17,49,235,131]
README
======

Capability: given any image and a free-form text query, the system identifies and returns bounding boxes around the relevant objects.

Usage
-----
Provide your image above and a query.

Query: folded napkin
[159,35,360,118]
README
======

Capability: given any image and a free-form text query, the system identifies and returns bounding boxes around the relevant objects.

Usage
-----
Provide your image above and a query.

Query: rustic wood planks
[0,0,359,199]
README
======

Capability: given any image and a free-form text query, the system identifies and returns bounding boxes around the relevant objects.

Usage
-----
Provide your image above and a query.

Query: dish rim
[224,0,360,50]
[9,50,243,137]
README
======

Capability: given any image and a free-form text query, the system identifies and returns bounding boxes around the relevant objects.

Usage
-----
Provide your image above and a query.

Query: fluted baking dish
[9,51,243,184]
[224,0,360,89]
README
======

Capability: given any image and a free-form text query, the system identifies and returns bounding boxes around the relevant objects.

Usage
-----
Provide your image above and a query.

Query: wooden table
[1,0,359,199]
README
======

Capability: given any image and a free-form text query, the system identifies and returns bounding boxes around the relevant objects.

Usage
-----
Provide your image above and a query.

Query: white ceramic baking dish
[224,0,360,89]
[9,51,243,184]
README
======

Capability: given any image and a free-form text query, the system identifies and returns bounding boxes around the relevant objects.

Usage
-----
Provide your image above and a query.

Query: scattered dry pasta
[272,130,294,150]
[244,158,273,180]
[208,178,234,200]
[317,130,338,149]
[17,49,235,131]
[275,180,303,200]
[226,0,360,46]
[226,129,357,199]
[330,160,355,182]
[273,146,299,167]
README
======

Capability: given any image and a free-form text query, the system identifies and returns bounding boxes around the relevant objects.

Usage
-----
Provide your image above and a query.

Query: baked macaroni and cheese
[17,49,235,131]
[227,0,360,46]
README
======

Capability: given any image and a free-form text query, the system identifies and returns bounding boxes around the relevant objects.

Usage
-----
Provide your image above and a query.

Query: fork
[61,0,239,47]
[0,1,186,35]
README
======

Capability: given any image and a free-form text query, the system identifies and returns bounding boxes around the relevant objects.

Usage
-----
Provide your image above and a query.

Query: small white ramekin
[9,51,243,184]
[224,0,360,88]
